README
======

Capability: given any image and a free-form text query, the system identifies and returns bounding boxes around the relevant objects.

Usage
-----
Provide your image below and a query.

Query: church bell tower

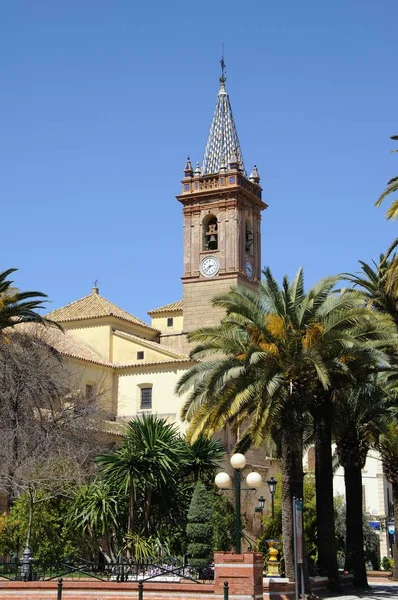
[177,63,267,341]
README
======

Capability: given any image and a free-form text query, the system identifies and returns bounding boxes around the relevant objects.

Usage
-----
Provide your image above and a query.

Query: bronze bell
[208,234,217,247]
[205,222,218,249]
[246,231,254,251]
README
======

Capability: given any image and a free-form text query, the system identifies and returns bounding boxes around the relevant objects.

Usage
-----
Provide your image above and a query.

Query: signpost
[293,498,305,600]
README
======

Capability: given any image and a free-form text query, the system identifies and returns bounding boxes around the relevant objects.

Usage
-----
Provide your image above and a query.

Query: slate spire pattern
[201,63,246,176]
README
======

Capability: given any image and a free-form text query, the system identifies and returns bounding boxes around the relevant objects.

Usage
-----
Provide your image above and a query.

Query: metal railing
[0,556,214,584]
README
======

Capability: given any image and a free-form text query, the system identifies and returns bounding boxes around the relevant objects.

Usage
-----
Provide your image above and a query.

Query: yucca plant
[70,479,126,562]
[95,414,184,536]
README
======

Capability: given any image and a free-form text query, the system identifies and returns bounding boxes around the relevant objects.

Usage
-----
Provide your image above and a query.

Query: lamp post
[21,545,32,581]
[215,453,262,553]
[267,476,277,519]
[256,495,266,535]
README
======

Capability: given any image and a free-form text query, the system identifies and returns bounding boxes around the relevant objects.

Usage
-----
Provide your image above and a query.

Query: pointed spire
[249,165,261,184]
[183,156,193,177]
[201,59,246,176]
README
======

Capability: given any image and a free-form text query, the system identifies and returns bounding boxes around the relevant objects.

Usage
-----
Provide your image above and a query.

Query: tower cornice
[176,171,267,211]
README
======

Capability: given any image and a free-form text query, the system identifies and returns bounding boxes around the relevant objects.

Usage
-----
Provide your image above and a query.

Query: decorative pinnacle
[249,165,261,184]
[194,162,202,177]
[183,156,194,177]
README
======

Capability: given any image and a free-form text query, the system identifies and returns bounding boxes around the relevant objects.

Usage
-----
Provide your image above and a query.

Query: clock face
[200,256,220,277]
[245,259,254,279]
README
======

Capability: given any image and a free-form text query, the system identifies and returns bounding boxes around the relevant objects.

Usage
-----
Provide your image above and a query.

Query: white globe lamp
[246,471,262,488]
[230,453,246,470]
[215,472,232,489]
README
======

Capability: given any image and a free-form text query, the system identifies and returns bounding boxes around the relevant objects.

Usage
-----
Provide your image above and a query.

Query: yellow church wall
[150,313,185,353]
[62,357,116,415]
[159,331,185,353]
[116,364,191,432]
[150,313,183,334]
[112,332,180,365]
[62,322,111,361]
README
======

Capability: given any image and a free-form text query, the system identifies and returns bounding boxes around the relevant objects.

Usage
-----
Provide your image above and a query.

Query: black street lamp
[215,453,262,553]
[267,476,277,519]
[256,495,266,535]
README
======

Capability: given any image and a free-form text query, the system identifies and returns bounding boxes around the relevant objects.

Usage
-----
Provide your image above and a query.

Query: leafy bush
[211,493,235,551]
[381,556,394,572]
[0,491,83,562]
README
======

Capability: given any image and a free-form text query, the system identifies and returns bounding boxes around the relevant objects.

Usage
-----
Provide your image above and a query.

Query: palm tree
[344,253,398,323]
[375,134,398,220]
[95,414,184,536]
[376,177,398,220]
[177,268,394,583]
[334,379,392,587]
[0,268,58,331]
[378,420,398,580]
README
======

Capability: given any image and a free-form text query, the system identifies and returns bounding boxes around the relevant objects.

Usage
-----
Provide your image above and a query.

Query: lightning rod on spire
[220,43,226,84]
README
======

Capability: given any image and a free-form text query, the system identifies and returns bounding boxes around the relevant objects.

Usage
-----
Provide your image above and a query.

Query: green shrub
[211,494,235,551]
[0,491,83,562]
[186,481,213,568]
[381,556,394,572]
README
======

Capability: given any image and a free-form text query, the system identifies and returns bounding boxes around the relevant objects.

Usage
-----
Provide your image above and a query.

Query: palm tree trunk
[344,466,368,587]
[144,489,152,531]
[314,404,341,591]
[280,424,307,588]
[128,473,135,536]
[392,483,398,581]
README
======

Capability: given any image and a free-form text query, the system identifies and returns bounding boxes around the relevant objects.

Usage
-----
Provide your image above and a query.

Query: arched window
[202,214,218,251]
[138,383,153,411]
[245,219,254,255]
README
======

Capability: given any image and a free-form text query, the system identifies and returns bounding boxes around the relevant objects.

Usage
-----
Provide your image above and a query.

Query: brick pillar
[214,552,263,599]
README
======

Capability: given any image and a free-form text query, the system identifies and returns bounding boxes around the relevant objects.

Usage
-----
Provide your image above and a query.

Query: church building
[19,65,394,557]
[43,66,267,430]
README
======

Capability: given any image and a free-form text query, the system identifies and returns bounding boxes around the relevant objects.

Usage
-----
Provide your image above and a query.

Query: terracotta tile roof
[116,358,194,370]
[47,291,158,331]
[148,300,183,314]
[113,329,190,361]
[101,420,127,437]
[15,323,114,367]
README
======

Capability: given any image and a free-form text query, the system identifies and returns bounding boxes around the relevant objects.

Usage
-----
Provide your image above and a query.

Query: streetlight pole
[215,453,262,554]
[235,468,242,553]
[267,476,277,519]
[257,496,265,536]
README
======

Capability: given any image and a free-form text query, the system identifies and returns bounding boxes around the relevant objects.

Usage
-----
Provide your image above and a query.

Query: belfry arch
[202,214,218,251]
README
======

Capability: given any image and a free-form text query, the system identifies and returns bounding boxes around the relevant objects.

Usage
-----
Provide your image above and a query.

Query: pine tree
[186,481,213,569]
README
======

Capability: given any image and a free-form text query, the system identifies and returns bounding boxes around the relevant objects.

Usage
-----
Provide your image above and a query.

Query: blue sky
[1,1,398,322]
